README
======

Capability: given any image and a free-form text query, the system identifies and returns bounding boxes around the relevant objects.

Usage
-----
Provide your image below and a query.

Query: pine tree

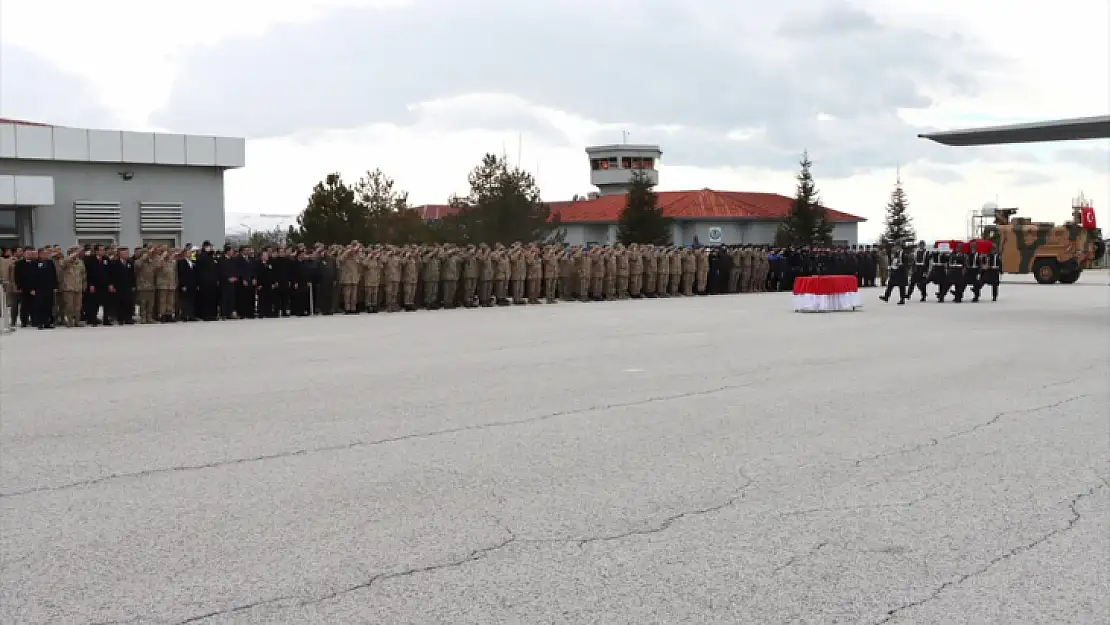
[618,169,672,245]
[441,153,557,244]
[775,151,834,247]
[880,172,916,245]
[288,173,369,245]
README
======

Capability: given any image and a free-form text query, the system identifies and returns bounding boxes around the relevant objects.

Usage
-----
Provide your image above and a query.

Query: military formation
[0,240,922,330]
[879,241,1002,305]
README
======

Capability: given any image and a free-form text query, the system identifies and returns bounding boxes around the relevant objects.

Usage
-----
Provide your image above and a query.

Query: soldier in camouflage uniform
[656,247,670,297]
[421,246,441,309]
[462,245,479,307]
[338,243,361,313]
[643,246,657,297]
[134,248,157,323]
[154,248,177,322]
[543,245,560,303]
[59,247,86,327]
[614,244,629,299]
[362,249,382,313]
[603,247,616,300]
[696,247,710,295]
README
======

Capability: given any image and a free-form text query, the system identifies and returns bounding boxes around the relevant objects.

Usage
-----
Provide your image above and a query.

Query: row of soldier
[879,241,1002,305]
[1,240,904,329]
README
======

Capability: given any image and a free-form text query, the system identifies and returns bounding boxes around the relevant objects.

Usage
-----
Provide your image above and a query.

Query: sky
[1,0,1107,242]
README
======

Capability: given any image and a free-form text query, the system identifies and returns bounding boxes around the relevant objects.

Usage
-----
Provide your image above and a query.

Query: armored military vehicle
[976,199,1104,284]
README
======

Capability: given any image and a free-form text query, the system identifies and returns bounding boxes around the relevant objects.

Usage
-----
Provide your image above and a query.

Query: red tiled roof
[414,190,864,224]
[0,118,52,127]
[556,189,865,223]
[414,200,578,221]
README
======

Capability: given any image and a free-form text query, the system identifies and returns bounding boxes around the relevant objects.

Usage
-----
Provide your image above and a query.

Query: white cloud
[1,0,1107,245]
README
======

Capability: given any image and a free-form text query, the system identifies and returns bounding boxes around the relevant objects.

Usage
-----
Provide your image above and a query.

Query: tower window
[621,157,632,169]
[641,158,654,170]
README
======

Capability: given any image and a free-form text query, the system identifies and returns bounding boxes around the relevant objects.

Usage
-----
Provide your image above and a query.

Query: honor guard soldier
[974,244,1001,302]
[929,246,950,301]
[964,243,981,300]
[907,241,929,302]
[943,244,968,303]
[879,243,909,304]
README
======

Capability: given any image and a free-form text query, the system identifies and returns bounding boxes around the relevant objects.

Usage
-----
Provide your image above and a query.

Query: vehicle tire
[1033,259,1059,284]
[1058,269,1081,284]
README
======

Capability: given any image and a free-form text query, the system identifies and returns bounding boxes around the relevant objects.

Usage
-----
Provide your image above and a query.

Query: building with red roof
[415,143,865,246]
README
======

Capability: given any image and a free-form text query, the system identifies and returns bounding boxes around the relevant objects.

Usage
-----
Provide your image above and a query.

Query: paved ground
[1,273,1108,625]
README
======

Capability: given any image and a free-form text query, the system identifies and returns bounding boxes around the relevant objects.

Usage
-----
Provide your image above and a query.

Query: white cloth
[792,292,863,312]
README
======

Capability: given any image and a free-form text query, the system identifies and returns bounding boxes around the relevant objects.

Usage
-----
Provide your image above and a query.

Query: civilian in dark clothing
[235,247,256,318]
[176,253,198,321]
[109,248,137,324]
[292,252,312,316]
[256,252,277,317]
[29,250,58,329]
[273,250,292,317]
[218,247,239,319]
[83,247,110,326]
[195,241,220,320]
[12,252,32,327]
[314,251,336,315]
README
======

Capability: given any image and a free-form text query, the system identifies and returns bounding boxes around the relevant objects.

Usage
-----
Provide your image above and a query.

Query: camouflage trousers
[603,277,615,300]
[402,282,416,308]
[424,280,439,307]
[363,285,379,311]
[463,278,477,305]
[340,285,358,312]
[680,273,693,296]
[61,291,82,326]
[617,276,629,299]
[545,278,557,303]
[645,272,656,295]
[590,277,602,298]
[697,271,708,294]
[578,277,589,301]
[494,279,508,303]
[729,269,741,293]
[442,280,458,307]
[630,274,642,297]
[385,281,400,311]
[526,278,540,303]
[878,267,889,286]
[656,273,668,296]
[137,290,155,322]
[511,279,525,303]
[155,289,175,318]
[478,280,492,306]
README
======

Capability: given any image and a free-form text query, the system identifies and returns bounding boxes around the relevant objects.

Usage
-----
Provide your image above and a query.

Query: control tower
[586,143,662,196]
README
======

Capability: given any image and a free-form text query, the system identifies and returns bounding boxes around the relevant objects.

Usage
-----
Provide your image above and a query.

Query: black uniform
[944,251,968,302]
[12,258,32,327]
[314,256,336,315]
[929,251,950,300]
[964,251,980,300]
[109,257,136,323]
[907,248,929,301]
[195,249,220,320]
[218,251,238,318]
[83,254,110,325]
[291,256,311,316]
[880,248,909,303]
[29,258,58,328]
[256,257,277,317]
[176,257,198,321]
[974,252,1001,301]
[273,255,292,316]
[235,254,256,318]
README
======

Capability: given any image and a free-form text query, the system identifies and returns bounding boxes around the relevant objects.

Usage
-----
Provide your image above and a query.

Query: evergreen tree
[880,173,916,245]
[353,168,435,244]
[440,153,557,244]
[618,169,671,245]
[775,151,834,247]
[288,173,369,245]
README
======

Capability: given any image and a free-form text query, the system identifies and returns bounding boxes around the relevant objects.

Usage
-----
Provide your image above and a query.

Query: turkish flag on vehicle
[1080,206,1097,229]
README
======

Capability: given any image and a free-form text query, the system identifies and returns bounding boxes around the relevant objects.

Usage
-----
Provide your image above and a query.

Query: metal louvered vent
[74,201,121,233]
[140,201,184,232]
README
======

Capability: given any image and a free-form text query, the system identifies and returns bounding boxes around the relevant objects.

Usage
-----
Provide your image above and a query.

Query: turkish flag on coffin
[1080,206,1097,229]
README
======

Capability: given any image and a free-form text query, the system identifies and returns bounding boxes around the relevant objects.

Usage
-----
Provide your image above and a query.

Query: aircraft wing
[918,115,1110,146]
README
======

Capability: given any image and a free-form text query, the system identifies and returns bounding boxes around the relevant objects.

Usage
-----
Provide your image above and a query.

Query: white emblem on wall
[707,227,723,244]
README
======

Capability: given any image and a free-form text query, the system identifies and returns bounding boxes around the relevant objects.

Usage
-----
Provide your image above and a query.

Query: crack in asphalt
[2,378,762,499]
[163,473,755,624]
[778,494,930,518]
[772,541,829,573]
[871,481,1106,624]
[852,393,1094,468]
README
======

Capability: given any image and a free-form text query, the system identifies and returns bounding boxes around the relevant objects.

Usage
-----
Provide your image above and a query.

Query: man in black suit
[176,250,198,321]
[195,240,219,321]
[110,247,137,324]
[235,246,256,318]
[12,248,32,328]
[83,246,110,326]
[29,248,57,329]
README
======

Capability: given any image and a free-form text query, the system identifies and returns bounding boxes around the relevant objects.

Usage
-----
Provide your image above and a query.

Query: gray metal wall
[0,159,226,248]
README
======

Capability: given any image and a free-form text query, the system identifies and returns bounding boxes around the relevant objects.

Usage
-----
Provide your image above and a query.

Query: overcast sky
[2,0,1107,241]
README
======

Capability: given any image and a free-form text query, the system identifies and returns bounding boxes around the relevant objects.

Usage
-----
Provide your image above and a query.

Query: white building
[0,118,244,249]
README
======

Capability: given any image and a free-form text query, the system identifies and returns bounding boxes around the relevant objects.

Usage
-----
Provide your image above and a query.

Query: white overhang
[0,123,245,169]
[0,175,55,205]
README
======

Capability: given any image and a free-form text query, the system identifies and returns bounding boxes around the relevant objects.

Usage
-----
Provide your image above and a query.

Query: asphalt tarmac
[2,273,1108,624]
